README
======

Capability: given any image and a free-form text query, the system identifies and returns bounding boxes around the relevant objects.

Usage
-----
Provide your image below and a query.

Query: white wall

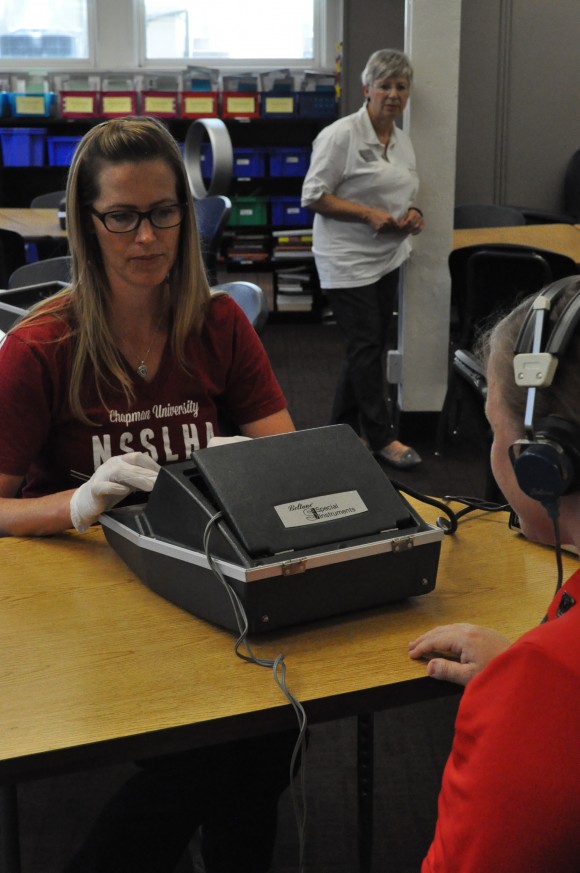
[398,0,462,411]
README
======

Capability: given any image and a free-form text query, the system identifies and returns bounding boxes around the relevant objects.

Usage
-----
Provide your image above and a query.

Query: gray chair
[453,203,526,229]
[0,280,68,309]
[0,229,27,288]
[0,300,27,334]
[30,190,67,208]
[212,280,268,334]
[29,192,69,259]
[8,256,72,289]
[194,195,232,284]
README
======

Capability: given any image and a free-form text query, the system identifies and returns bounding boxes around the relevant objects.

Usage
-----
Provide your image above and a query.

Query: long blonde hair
[17,116,211,422]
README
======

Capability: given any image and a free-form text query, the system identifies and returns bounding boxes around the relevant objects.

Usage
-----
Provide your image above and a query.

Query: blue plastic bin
[47,135,82,166]
[0,127,46,166]
[271,196,313,227]
[233,147,266,178]
[269,147,311,177]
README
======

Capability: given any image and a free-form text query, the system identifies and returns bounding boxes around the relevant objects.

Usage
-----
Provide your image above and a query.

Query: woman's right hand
[70,452,160,531]
[408,623,511,686]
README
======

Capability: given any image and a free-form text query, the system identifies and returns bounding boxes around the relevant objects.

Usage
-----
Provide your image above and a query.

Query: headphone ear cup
[512,441,574,504]
[512,416,580,503]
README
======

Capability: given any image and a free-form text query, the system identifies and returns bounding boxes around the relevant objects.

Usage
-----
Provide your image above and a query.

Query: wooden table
[453,223,580,265]
[0,499,575,870]
[0,208,66,242]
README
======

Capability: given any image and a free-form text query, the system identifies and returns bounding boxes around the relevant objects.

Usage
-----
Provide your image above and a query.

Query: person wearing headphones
[408,277,580,871]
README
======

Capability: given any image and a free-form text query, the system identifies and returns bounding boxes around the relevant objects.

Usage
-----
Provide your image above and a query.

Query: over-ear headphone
[510,276,580,515]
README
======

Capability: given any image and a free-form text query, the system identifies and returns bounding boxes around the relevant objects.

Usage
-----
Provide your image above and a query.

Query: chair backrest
[30,190,67,208]
[0,300,27,334]
[0,229,27,288]
[449,243,578,348]
[211,280,268,335]
[8,256,72,289]
[193,195,232,282]
[453,203,526,229]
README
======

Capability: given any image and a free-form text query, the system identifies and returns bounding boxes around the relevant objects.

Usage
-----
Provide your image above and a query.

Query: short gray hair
[361,49,413,87]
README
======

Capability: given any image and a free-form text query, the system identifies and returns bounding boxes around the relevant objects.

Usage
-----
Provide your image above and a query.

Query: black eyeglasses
[89,203,186,233]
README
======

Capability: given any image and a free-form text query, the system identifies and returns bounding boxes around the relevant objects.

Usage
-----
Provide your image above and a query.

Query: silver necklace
[128,315,165,379]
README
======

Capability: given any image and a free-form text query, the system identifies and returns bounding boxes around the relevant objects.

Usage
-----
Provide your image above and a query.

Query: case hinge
[281,558,307,576]
[392,535,414,552]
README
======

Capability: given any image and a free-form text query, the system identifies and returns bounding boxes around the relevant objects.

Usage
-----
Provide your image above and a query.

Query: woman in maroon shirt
[0,116,293,537]
[0,116,297,873]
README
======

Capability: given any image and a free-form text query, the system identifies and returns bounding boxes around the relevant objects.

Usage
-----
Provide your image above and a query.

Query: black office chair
[449,243,578,349]
[0,229,27,289]
[8,256,72,289]
[438,242,578,453]
[453,203,526,229]
[194,195,232,284]
[211,281,268,335]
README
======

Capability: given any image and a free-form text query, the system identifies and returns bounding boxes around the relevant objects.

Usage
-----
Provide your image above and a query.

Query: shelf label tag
[143,95,176,114]
[102,94,134,114]
[184,95,215,114]
[225,95,257,114]
[264,96,294,114]
[62,94,96,114]
[15,95,45,115]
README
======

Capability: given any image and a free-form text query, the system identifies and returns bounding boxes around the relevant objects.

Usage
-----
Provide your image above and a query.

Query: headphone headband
[511,277,580,512]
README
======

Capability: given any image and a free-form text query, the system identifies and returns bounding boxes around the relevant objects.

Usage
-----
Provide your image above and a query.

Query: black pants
[328,270,400,451]
[63,730,297,873]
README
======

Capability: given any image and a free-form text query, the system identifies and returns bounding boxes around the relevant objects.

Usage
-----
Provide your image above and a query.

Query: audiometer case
[100,426,444,633]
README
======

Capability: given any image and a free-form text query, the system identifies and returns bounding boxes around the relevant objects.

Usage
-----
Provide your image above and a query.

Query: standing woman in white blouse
[301,48,424,469]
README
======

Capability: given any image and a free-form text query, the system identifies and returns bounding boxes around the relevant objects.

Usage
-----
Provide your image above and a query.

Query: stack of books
[275,265,315,312]
[271,227,314,261]
[224,232,270,267]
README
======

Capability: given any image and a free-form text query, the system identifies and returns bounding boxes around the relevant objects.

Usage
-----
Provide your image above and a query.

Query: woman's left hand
[398,208,424,236]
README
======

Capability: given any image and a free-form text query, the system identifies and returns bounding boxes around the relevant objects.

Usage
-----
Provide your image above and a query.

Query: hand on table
[408,623,511,686]
[70,451,160,532]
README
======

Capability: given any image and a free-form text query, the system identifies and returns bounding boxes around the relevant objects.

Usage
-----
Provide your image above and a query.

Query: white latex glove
[206,436,252,447]
[70,452,161,532]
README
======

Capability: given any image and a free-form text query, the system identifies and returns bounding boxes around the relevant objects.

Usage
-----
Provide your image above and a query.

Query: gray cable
[203,511,308,873]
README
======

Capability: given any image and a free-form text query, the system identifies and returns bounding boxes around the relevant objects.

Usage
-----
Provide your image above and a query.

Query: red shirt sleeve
[422,617,580,873]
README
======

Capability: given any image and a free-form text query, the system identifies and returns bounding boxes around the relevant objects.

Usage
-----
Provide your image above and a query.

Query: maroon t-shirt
[0,294,286,497]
